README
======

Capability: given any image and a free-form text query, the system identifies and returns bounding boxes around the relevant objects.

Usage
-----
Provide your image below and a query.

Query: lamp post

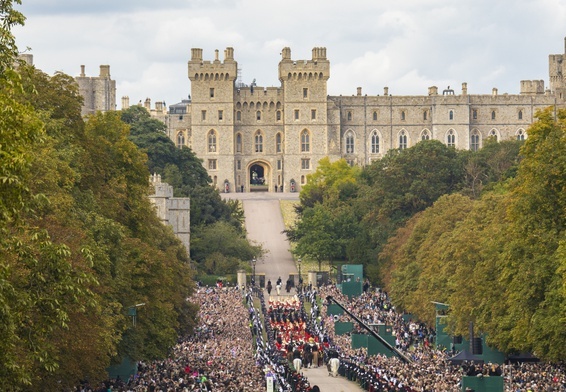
[251,257,256,286]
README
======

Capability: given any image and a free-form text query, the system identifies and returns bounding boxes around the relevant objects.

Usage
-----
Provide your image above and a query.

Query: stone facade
[76,65,116,116]
[148,174,190,255]
[115,39,566,193]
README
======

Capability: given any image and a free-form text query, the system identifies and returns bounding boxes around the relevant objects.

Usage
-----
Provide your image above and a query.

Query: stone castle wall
[101,39,566,193]
[76,65,116,116]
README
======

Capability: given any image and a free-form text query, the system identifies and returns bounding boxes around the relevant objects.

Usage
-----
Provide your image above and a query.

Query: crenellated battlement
[188,47,237,82]
[278,46,330,82]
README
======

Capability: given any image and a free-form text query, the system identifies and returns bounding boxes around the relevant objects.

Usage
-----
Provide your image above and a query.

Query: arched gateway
[248,161,271,192]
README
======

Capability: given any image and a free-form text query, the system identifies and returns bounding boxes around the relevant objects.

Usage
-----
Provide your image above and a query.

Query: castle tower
[278,47,332,191]
[75,65,116,116]
[549,37,566,99]
[148,174,190,255]
[188,47,238,189]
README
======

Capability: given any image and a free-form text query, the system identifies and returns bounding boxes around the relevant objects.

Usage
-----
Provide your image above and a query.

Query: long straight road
[222,192,298,284]
[221,191,364,392]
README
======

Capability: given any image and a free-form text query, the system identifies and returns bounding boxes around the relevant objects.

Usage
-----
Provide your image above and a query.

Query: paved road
[221,191,364,392]
[221,192,298,284]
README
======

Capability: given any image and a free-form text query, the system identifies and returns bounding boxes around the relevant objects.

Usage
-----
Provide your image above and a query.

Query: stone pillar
[237,270,247,289]
[308,271,318,287]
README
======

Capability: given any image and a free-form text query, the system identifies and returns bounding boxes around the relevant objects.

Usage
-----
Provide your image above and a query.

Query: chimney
[191,48,203,61]
[492,88,498,96]
[80,65,85,77]
[224,47,234,61]
[462,82,468,96]
[357,87,362,96]
[99,65,110,78]
[428,86,438,96]
[384,87,389,96]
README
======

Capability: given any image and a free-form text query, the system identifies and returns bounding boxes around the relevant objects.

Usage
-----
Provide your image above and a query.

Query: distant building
[75,64,116,116]
[80,39,566,193]
[148,173,190,255]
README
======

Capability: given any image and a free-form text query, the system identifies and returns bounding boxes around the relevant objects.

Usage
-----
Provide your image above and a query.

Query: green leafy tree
[191,221,263,270]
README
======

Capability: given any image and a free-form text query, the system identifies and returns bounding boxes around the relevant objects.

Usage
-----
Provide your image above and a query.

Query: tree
[190,221,263,271]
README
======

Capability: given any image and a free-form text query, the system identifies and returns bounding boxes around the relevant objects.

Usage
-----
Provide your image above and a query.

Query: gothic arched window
[208,130,217,152]
[236,133,242,153]
[255,130,263,153]
[399,130,407,150]
[176,132,185,148]
[470,130,481,151]
[370,131,380,154]
[447,129,455,147]
[276,132,282,153]
[488,129,498,142]
[301,129,310,152]
[345,131,355,154]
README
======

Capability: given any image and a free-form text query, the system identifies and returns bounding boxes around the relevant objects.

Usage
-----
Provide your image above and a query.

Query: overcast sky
[13,0,566,108]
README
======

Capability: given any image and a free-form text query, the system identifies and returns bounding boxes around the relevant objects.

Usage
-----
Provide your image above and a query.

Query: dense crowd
[75,281,565,392]
[312,284,566,392]
[79,286,265,391]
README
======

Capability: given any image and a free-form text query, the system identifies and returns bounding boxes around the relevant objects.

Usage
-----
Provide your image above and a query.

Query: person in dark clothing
[267,280,272,295]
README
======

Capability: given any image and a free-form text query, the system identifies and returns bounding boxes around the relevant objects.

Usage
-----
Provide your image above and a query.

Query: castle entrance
[248,161,270,192]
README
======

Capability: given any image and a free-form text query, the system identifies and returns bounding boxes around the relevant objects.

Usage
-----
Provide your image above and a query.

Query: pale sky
[14,0,566,108]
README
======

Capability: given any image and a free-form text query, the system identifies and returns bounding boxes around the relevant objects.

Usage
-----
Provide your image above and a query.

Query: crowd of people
[310,284,566,392]
[76,280,565,392]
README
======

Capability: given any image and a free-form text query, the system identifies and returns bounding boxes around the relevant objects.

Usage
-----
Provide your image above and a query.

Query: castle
[83,38,566,193]
[148,173,190,254]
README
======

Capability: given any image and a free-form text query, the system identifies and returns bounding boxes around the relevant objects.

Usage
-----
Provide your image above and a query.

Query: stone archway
[248,160,271,192]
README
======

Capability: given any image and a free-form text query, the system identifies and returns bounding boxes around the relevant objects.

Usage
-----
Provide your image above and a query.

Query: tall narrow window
[301,158,310,170]
[236,133,242,153]
[423,110,428,120]
[518,110,523,120]
[471,130,480,151]
[208,159,217,170]
[303,88,308,98]
[237,160,241,170]
[347,111,352,121]
[256,111,261,121]
[373,111,378,121]
[401,111,406,121]
[491,111,496,120]
[254,130,263,153]
[176,132,185,148]
[236,111,241,121]
[345,131,355,154]
[276,133,282,153]
[449,110,454,120]
[301,130,310,152]
[517,129,525,141]
[201,110,207,121]
[371,131,380,154]
[399,130,407,150]
[218,110,223,120]
[447,130,455,147]
[210,88,215,98]
[208,130,217,152]
[489,129,498,142]
[472,109,478,120]
[311,109,316,120]
[294,110,299,120]
[276,110,281,121]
